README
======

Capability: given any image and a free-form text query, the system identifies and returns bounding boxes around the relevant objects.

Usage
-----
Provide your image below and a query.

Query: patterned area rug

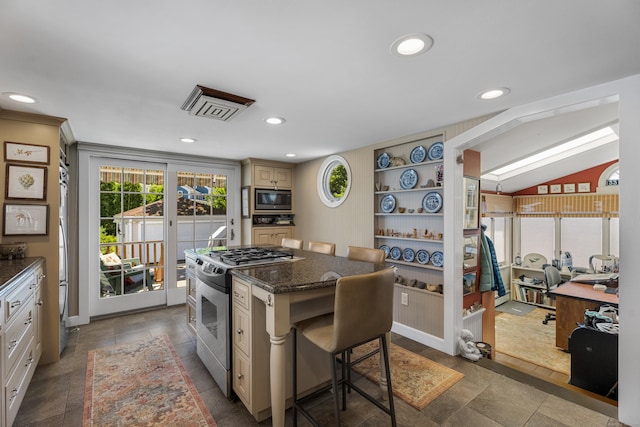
[83,335,216,426]
[495,307,570,375]
[351,341,464,410]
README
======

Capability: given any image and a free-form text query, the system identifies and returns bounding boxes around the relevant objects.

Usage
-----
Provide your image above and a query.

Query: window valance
[514,193,618,217]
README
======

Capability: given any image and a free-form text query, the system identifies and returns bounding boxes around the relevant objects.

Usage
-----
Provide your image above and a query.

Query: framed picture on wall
[5,164,47,200]
[3,141,50,165]
[3,203,49,236]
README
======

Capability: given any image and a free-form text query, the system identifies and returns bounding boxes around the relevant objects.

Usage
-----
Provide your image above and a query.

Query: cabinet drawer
[5,296,34,378]
[233,280,250,310]
[5,337,37,427]
[233,349,251,407]
[5,273,35,322]
[233,306,250,356]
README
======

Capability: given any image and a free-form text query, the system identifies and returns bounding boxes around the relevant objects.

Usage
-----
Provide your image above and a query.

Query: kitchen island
[230,248,387,427]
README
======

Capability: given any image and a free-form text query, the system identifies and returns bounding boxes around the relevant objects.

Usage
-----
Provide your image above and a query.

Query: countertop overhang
[230,249,387,294]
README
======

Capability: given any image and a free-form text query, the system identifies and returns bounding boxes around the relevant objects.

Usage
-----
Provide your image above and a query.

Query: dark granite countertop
[0,257,44,291]
[230,249,387,294]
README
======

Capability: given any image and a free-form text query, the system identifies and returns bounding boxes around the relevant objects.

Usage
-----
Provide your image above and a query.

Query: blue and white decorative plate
[377,152,391,169]
[380,194,396,213]
[390,246,402,260]
[422,191,443,213]
[410,145,427,163]
[379,245,390,258]
[427,141,444,160]
[431,251,444,267]
[399,168,418,190]
[402,248,415,262]
[416,249,430,265]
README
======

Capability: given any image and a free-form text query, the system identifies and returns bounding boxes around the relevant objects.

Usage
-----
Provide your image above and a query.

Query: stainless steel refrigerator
[59,162,69,353]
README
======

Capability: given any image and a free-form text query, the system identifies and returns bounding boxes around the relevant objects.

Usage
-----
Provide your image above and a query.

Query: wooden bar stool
[281,238,303,249]
[308,241,336,256]
[347,246,386,264]
[292,268,396,426]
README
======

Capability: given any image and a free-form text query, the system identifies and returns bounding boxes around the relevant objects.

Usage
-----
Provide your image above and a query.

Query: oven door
[196,279,231,396]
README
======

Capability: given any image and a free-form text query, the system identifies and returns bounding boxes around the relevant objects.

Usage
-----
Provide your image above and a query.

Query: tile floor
[14,305,625,426]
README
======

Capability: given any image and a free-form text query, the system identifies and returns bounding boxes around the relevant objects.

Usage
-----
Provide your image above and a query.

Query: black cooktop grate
[208,247,294,266]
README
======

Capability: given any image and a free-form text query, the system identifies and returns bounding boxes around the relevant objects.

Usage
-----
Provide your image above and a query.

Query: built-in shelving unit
[510,265,571,309]
[375,134,445,338]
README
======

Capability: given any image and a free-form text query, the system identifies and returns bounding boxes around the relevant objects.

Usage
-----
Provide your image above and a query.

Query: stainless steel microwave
[255,188,292,211]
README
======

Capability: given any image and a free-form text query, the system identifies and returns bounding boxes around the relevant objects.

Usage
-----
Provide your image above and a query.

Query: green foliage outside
[207,186,227,211]
[329,165,348,198]
[100,226,117,254]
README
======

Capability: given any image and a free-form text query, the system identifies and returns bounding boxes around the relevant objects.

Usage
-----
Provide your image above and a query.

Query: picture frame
[3,203,49,236]
[3,141,50,165]
[578,182,591,193]
[537,185,548,194]
[5,164,47,200]
[564,183,576,193]
[241,186,250,218]
[550,184,562,194]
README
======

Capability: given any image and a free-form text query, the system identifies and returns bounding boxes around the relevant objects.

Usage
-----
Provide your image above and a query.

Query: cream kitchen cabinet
[252,226,293,247]
[253,165,292,189]
[231,277,330,422]
[1,258,44,427]
[184,250,198,334]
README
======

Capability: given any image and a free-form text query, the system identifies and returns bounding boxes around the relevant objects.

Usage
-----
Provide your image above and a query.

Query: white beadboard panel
[393,284,444,338]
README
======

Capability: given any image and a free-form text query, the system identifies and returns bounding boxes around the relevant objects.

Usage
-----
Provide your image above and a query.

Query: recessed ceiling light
[478,88,511,100]
[179,137,197,143]
[3,92,37,104]
[265,117,285,125]
[285,153,296,158]
[391,33,434,57]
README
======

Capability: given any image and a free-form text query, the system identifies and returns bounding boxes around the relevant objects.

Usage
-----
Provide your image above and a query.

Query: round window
[317,155,351,208]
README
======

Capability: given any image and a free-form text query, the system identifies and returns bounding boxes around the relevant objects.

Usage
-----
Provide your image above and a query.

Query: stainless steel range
[193,246,294,397]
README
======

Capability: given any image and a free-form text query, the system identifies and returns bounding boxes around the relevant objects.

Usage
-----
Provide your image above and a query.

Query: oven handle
[196,279,230,294]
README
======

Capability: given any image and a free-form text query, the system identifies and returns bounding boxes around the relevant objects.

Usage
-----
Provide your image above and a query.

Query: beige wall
[293,114,496,257]
[0,109,65,364]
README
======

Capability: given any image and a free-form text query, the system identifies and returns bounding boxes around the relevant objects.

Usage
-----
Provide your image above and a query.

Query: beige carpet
[83,335,216,426]
[351,341,464,410]
[495,307,570,375]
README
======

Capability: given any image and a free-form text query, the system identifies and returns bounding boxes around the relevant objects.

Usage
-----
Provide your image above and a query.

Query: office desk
[550,282,618,351]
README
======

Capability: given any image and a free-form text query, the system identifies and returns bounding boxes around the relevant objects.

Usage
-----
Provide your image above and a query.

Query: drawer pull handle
[26,356,34,366]
[26,316,33,325]
[9,387,19,403]
[9,339,18,349]
[237,373,243,380]
[37,299,44,306]
[10,300,22,308]
[236,328,244,335]
[189,316,196,322]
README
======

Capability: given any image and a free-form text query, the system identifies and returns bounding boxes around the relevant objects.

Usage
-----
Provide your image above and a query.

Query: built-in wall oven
[194,247,294,397]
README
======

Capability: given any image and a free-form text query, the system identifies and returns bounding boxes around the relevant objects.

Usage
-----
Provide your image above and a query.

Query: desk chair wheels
[542,312,556,324]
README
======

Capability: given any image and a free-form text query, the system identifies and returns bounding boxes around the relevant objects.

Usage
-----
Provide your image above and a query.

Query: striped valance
[514,193,618,217]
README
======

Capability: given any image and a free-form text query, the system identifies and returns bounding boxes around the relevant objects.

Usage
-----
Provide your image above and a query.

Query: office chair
[589,254,617,273]
[542,265,563,325]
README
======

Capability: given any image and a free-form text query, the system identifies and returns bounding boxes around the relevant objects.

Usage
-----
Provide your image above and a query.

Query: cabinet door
[253,165,274,187]
[272,228,292,244]
[252,228,275,246]
[272,168,292,188]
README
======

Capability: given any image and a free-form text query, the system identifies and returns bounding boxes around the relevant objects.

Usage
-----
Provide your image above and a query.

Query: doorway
[94,159,167,316]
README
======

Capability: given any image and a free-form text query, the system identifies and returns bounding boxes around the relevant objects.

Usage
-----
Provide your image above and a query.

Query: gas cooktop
[207,247,294,266]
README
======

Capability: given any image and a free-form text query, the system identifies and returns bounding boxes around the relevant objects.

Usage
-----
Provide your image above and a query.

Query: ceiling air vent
[181,85,255,122]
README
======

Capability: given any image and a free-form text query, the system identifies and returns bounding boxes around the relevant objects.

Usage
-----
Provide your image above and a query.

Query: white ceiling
[1,1,639,191]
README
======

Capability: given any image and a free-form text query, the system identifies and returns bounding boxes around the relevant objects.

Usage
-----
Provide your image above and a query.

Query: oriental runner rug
[83,335,216,427]
[351,341,464,410]
[495,307,570,375]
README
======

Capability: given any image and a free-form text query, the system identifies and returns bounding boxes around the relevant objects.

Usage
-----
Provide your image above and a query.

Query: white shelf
[375,212,443,217]
[375,186,443,194]
[386,259,443,271]
[375,159,443,172]
[375,235,443,244]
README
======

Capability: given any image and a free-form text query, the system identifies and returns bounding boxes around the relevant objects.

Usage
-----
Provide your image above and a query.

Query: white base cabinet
[1,258,44,427]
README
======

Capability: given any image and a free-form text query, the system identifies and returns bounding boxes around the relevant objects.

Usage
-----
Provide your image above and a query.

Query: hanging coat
[479,224,506,296]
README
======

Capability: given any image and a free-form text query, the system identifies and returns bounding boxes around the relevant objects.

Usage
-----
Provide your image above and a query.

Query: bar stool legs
[292,330,397,426]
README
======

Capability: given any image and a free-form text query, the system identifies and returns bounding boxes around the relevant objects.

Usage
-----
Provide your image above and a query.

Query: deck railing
[101,240,164,283]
